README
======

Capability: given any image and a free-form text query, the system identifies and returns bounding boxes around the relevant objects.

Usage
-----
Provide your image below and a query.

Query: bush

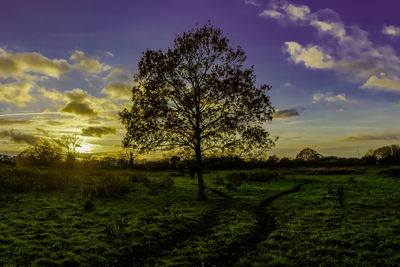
[337,186,345,207]
[82,173,130,198]
[0,167,71,193]
[84,198,94,212]
[302,167,366,175]
[379,167,400,178]
[16,138,63,167]
[130,172,149,183]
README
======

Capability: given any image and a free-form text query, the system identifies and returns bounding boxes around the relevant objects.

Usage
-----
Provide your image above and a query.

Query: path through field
[120,180,311,266]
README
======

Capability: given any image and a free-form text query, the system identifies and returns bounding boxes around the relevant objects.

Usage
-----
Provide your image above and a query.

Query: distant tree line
[2,144,400,170]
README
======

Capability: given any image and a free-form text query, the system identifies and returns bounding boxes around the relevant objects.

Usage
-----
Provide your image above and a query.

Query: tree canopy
[119,23,275,200]
[296,148,322,161]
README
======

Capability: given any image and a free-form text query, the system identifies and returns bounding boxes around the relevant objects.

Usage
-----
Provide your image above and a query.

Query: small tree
[370,145,400,164]
[296,148,321,162]
[120,23,275,200]
[55,134,82,165]
[17,138,62,167]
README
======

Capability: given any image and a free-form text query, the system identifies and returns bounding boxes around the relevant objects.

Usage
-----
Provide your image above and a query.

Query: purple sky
[1,0,400,157]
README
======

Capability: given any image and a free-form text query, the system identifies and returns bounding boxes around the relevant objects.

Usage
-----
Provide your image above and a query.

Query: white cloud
[284,82,292,87]
[101,82,132,100]
[70,50,111,73]
[284,42,335,69]
[310,20,346,39]
[259,9,283,19]
[245,0,261,6]
[0,81,34,107]
[256,1,400,93]
[38,87,65,102]
[362,75,400,92]
[0,48,71,79]
[313,92,358,104]
[283,3,310,21]
[382,25,400,36]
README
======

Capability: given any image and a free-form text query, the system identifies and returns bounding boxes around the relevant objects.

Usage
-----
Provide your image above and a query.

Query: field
[1,165,400,266]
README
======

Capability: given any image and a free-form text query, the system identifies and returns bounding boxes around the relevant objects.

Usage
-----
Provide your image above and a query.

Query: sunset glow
[1,0,400,158]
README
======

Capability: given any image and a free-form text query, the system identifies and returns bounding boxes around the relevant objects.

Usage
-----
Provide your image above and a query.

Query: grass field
[1,165,400,266]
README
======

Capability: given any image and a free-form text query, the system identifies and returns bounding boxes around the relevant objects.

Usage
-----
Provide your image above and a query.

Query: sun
[76,143,93,153]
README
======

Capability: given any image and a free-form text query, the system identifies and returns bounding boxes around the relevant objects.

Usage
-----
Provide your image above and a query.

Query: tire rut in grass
[199,180,311,266]
[115,187,236,266]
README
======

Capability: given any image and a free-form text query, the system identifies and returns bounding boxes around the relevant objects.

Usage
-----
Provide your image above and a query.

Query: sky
[1,0,400,158]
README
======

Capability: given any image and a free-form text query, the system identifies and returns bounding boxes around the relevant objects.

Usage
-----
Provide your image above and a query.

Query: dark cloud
[81,126,116,137]
[88,120,101,124]
[36,128,49,136]
[62,101,97,116]
[273,108,300,120]
[46,120,64,126]
[0,130,37,145]
[0,118,31,125]
[340,133,400,142]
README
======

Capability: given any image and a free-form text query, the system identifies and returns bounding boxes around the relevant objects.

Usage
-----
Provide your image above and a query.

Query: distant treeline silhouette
[1,145,399,170]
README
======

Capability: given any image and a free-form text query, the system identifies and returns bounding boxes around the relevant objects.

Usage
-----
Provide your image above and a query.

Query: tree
[366,145,400,164]
[296,148,321,161]
[119,23,275,200]
[17,138,62,167]
[55,134,82,165]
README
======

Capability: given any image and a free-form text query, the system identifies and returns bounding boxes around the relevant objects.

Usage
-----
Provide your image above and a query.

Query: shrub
[225,172,244,188]
[379,167,400,178]
[215,175,224,185]
[247,171,280,182]
[82,173,130,198]
[130,172,149,183]
[0,167,71,193]
[302,167,366,175]
[16,138,63,167]
[337,186,345,207]
[84,198,94,212]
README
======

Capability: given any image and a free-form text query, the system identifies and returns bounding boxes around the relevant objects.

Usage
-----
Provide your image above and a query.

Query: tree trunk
[195,143,208,201]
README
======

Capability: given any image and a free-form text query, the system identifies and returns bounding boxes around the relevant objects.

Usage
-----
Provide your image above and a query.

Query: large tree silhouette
[119,23,275,200]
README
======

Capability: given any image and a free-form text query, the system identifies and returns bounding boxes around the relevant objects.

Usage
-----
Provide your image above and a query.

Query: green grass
[0,166,400,265]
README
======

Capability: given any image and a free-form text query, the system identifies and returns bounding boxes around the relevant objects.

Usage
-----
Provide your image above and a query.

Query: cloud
[336,60,388,80]
[0,118,31,125]
[361,75,400,92]
[0,81,34,107]
[284,42,335,69]
[70,50,110,73]
[81,126,116,137]
[103,65,134,82]
[310,20,346,39]
[313,92,358,104]
[101,82,132,100]
[284,82,292,87]
[259,2,309,22]
[40,87,118,118]
[36,128,49,136]
[256,1,400,93]
[283,3,310,21]
[273,108,300,120]
[38,87,65,102]
[245,0,261,6]
[382,25,400,36]
[62,101,97,116]
[259,9,283,19]
[0,130,37,145]
[46,120,64,126]
[340,132,400,142]
[0,48,71,79]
